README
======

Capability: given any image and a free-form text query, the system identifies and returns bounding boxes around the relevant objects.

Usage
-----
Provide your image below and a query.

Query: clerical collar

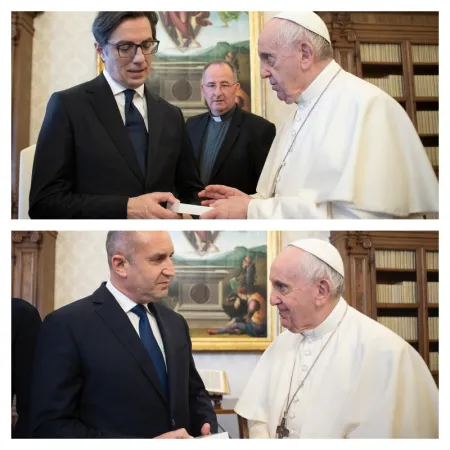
[210,104,236,122]
[301,297,347,338]
[296,59,341,106]
[103,68,145,100]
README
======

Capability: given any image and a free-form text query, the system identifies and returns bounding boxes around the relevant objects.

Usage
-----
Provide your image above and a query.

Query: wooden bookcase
[330,231,439,386]
[319,12,438,217]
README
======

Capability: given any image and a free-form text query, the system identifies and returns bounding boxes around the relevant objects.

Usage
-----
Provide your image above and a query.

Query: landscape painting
[161,231,280,351]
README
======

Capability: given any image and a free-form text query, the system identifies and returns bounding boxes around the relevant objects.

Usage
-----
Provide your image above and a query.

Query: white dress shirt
[106,280,166,367]
[102,69,149,131]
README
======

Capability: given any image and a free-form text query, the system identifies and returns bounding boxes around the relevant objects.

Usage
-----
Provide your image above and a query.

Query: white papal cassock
[247,60,438,219]
[235,298,438,438]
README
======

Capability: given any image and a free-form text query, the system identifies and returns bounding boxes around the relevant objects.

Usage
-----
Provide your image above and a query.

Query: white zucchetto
[289,238,344,276]
[275,11,331,43]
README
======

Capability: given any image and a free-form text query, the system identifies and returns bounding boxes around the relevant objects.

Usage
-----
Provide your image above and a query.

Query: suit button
[172,419,176,428]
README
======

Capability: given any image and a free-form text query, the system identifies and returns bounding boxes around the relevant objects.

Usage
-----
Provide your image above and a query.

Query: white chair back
[18,144,36,219]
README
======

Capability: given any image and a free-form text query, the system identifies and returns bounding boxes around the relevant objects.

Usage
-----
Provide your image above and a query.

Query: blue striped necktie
[131,304,168,395]
[124,89,148,176]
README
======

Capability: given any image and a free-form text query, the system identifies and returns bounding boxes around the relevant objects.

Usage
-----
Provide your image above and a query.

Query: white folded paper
[195,432,229,439]
[167,202,212,216]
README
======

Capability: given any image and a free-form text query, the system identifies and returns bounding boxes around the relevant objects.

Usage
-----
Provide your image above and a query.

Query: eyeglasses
[203,82,238,92]
[107,40,160,58]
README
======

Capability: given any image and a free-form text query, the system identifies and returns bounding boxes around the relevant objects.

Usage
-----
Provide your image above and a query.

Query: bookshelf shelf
[431,370,438,376]
[361,61,403,67]
[376,268,416,273]
[413,62,438,67]
[415,97,438,102]
[331,231,438,385]
[376,304,418,309]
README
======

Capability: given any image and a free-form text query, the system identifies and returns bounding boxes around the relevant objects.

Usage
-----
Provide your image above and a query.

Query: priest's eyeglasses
[108,40,160,58]
[203,82,238,92]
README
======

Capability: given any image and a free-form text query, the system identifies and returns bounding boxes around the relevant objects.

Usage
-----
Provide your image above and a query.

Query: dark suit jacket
[186,107,276,194]
[11,298,42,438]
[29,283,217,438]
[29,74,203,219]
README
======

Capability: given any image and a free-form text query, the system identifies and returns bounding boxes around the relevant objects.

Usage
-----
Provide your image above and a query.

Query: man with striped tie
[29,231,217,438]
[29,12,203,219]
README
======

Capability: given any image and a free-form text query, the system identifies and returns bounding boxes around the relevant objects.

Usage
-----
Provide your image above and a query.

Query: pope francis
[199,12,438,219]
[234,239,438,438]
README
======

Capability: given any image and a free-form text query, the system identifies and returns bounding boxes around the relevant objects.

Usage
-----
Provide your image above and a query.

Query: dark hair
[93,12,159,46]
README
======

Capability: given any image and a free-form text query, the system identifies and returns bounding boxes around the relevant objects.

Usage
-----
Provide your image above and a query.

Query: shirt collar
[301,297,347,338]
[103,69,145,100]
[210,104,237,122]
[296,59,341,106]
[106,279,141,314]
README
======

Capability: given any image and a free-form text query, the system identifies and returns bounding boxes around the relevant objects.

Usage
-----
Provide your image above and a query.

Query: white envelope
[195,432,230,439]
[167,202,212,216]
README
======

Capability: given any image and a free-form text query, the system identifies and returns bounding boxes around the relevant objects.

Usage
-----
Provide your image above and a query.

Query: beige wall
[30,12,98,143]
[30,11,295,143]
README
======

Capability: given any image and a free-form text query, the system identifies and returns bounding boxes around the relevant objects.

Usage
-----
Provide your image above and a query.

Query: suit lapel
[209,107,243,181]
[93,284,168,405]
[86,74,145,184]
[191,114,210,161]
[144,87,165,187]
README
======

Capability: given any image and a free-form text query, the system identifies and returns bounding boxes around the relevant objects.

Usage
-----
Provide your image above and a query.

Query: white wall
[54,230,329,437]
[30,11,296,144]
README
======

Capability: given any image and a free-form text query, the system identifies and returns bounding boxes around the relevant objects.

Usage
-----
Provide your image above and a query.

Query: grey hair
[106,231,138,270]
[201,60,238,84]
[298,251,345,299]
[276,19,334,61]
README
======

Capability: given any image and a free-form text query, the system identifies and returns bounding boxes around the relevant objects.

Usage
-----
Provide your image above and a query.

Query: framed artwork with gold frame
[161,230,281,351]
[97,11,265,119]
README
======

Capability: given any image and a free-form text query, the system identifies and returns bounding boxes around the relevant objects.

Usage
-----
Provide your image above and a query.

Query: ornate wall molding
[11,230,57,318]
[331,12,357,44]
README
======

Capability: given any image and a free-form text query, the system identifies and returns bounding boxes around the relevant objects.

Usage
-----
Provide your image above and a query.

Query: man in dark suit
[186,61,275,195]
[11,298,42,438]
[29,231,217,438]
[29,12,203,219]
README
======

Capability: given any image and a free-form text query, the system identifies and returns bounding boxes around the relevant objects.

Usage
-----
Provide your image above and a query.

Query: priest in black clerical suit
[186,60,276,195]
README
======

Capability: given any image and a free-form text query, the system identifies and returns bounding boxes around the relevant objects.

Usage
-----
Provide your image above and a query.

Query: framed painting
[160,231,281,351]
[96,11,265,119]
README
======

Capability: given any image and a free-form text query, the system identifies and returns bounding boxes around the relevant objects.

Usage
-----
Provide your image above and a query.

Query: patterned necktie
[123,89,148,176]
[131,304,168,396]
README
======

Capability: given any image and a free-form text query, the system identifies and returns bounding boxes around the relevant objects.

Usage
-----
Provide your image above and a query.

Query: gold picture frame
[96,12,265,118]
[162,231,281,352]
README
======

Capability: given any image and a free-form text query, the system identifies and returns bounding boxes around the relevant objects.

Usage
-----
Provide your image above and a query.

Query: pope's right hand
[127,192,182,219]
[154,428,193,439]
[199,185,248,206]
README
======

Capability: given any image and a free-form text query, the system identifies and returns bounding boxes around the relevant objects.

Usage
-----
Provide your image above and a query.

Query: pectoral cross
[276,417,289,439]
